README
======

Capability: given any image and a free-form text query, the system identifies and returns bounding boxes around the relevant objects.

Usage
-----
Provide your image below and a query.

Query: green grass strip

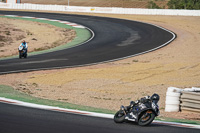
[155,116,200,125]
[0,15,92,60]
[0,85,115,114]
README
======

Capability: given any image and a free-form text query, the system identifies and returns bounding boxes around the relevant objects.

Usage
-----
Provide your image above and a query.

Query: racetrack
[0,11,175,74]
[0,102,200,133]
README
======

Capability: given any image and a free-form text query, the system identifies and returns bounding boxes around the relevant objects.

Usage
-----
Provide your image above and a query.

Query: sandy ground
[0,12,200,121]
[0,17,76,58]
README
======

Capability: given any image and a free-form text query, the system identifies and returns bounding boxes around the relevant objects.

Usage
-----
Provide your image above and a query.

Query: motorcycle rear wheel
[114,110,125,123]
[19,53,22,59]
[24,53,27,58]
[138,110,155,126]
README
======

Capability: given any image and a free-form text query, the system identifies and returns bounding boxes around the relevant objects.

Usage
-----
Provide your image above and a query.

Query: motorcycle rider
[19,40,28,53]
[126,94,159,120]
[18,40,28,58]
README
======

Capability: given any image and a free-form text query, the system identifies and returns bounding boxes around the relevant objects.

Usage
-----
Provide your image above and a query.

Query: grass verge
[156,116,200,125]
[0,85,115,114]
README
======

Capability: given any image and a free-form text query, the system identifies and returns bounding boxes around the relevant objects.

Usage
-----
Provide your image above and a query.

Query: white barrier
[165,87,181,112]
[165,87,200,112]
[0,3,200,16]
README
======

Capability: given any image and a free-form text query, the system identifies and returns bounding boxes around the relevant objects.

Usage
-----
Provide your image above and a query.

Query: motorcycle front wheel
[19,52,22,59]
[138,110,155,126]
[114,110,125,123]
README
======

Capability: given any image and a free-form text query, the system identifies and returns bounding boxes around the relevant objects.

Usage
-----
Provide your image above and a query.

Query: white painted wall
[0,3,200,16]
[7,0,16,4]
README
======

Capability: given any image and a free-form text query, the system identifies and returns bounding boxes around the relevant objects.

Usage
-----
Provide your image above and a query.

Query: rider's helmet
[140,97,147,103]
[22,40,26,44]
[151,93,160,103]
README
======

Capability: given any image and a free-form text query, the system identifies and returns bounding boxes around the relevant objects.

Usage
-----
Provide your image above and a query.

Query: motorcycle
[114,93,160,126]
[18,46,27,59]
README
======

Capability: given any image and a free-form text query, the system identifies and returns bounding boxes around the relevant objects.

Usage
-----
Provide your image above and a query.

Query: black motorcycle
[114,94,160,126]
[18,46,27,59]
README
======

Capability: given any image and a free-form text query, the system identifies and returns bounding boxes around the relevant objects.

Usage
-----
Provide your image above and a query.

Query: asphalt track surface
[0,103,199,133]
[0,11,176,74]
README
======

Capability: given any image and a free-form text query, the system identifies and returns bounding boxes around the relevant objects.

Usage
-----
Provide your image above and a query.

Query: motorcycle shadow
[124,120,165,127]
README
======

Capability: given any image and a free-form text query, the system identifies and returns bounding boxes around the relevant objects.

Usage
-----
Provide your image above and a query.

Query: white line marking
[67,23,78,26]
[73,25,85,28]
[49,19,61,22]
[59,21,70,23]
[21,16,36,19]
[36,17,50,20]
